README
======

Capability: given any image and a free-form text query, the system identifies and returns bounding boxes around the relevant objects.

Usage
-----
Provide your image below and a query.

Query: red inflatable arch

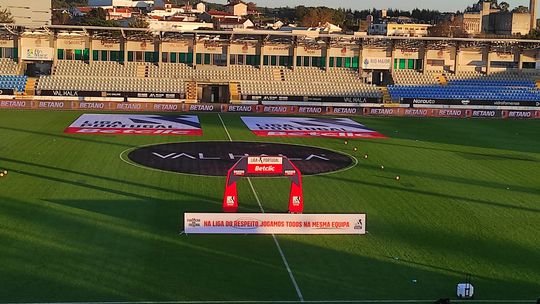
[223,156,304,213]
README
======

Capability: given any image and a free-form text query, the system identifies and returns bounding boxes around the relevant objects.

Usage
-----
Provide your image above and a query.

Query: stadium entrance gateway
[197,83,230,103]
[223,156,303,213]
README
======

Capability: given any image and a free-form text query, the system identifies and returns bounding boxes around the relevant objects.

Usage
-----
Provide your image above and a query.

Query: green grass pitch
[0,109,539,303]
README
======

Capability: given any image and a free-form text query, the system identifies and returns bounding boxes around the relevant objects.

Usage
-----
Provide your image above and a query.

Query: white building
[88,0,153,9]
[0,0,52,27]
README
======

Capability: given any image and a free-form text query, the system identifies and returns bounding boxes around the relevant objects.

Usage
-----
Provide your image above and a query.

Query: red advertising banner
[150,103,183,112]
[502,110,537,119]
[430,109,466,118]
[403,108,430,117]
[364,108,404,116]
[466,110,504,118]
[222,104,257,113]
[109,102,149,111]
[257,105,297,114]
[331,107,362,115]
[0,98,538,121]
[184,103,221,112]
[72,101,109,111]
[296,106,328,115]
[0,100,31,109]
[33,101,72,110]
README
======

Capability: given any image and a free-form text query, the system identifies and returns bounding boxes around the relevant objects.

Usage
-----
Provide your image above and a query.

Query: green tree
[129,16,149,28]
[0,8,14,23]
[52,10,71,25]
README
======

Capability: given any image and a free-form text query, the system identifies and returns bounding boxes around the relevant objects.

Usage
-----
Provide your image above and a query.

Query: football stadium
[1,4,540,303]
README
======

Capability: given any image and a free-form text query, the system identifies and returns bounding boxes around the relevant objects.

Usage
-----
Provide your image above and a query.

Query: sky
[212,0,532,12]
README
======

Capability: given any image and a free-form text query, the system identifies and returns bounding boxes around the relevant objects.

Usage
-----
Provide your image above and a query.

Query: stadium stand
[389,71,540,102]
[0,59,27,92]
[0,75,27,92]
[37,61,382,100]
[0,58,20,75]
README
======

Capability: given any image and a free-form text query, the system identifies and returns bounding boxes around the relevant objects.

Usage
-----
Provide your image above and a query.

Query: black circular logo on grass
[127,141,354,176]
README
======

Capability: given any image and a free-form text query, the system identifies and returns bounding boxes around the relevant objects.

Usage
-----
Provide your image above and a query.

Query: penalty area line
[218,114,305,302]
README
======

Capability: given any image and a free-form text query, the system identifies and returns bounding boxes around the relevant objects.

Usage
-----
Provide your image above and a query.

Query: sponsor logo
[354,219,363,230]
[233,170,245,176]
[187,218,201,227]
[369,108,395,115]
[333,107,358,114]
[292,196,301,206]
[136,93,177,99]
[284,170,296,176]
[472,110,496,117]
[53,90,78,96]
[253,165,276,172]
[508,111,532,118]
[226,196,236,206]
[263,106,290,113]
[128,142,353,176]
[248,157,282,165]
[413,99,436,104]
[116,103,142,110]
[153,104,179,111]
[227,105,253,112]
[39,101,65,108]
[78,102,105,109]
[0,101,27,108]
[298,106,323,114]
[461,100,471,105]
[189,104,215,112]
[404,109,428,116]
[437,109,463,117]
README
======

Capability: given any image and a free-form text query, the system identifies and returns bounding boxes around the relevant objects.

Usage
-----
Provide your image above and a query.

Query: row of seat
[38,76,184,93]
[0,75,27,92]
[0,58,19,75]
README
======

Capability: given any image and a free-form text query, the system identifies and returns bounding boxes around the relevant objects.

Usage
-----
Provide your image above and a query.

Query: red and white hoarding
[241,116,385,138]
[64,114,202,136]
[184,213,366,235]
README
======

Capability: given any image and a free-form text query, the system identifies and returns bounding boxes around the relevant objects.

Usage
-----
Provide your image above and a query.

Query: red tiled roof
[207,9,234,16]
[77,7,93,13]
[107,8,132,13]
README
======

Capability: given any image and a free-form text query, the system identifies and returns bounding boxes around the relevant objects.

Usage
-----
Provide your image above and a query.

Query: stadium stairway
[25,78,37,96]
[536,80,540,89]
[185,81,198,102]
[273,69,285,81]
[137,65,148,78]
[229,82,241,102]
[381,87,392,103]
[436,73,448,85]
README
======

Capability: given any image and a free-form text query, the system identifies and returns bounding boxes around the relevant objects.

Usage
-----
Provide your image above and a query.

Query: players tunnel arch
[223,156,303,214]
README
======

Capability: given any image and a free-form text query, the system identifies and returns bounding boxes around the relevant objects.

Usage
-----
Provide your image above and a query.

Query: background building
[458,0,532,36]
[0,0,52,27]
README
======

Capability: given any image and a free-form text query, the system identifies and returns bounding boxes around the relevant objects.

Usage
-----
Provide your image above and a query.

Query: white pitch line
[218,114,233,141]
[218,113,305,302]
